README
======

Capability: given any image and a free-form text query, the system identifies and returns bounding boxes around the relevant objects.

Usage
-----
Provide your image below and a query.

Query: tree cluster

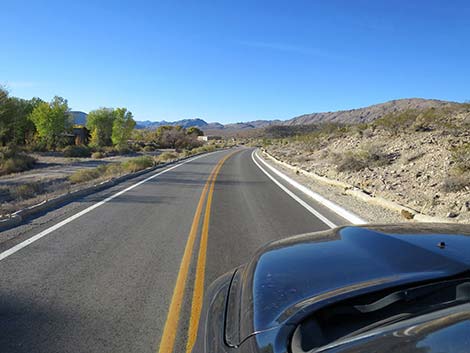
[87,107,136,148]
[0,87,136,151]
[153,125,203,149]
[0,87,42,146]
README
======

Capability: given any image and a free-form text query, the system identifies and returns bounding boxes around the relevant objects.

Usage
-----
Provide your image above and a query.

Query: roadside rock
[401,209,415,220]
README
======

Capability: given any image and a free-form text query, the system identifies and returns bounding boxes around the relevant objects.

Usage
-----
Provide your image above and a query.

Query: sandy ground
[0,150,172,215]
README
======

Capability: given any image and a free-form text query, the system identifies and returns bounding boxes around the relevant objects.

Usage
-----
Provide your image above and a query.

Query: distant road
[0,147,350,353]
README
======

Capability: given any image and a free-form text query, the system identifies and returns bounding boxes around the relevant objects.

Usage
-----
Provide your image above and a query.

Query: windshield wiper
[354,278,470,313]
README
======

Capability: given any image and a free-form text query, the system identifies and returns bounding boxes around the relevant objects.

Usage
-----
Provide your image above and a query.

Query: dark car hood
[226,224,470,346]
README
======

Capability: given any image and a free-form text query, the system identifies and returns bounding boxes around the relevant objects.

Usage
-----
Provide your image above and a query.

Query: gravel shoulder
[260,151,413,224]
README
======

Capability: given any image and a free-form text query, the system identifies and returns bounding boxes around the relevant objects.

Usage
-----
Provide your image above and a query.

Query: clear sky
[1,0,469,123]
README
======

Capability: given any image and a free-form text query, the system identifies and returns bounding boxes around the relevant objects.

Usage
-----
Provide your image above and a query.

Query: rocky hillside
[285,98,459,125]
[264,104,470,223]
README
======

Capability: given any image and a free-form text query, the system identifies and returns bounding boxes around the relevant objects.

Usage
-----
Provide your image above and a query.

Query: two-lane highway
[0,148,350,353]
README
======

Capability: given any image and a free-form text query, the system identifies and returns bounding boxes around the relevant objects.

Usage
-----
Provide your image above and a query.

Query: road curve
[0,147,349,353]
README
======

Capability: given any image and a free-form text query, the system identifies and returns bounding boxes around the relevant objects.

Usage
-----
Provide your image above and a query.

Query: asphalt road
[0,147,350,353]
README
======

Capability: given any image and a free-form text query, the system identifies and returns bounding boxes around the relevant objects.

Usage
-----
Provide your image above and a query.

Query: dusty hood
[225,223,470,346]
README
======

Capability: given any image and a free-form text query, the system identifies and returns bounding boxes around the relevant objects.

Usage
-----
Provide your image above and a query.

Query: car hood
[226,223,470,347]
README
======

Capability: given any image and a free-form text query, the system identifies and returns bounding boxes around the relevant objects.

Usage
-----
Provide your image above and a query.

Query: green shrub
[0,146,36,175]
[62,145,91,158]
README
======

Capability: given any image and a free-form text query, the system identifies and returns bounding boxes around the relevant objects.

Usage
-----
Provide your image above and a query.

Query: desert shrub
[122,156,154,173]
[442,173,470,193]
[0,146,36,175]
[10,182,45,200]
[158,152,179,161]
[335,152,367,172]
[116,145,132,155]
[102,146,118,156]
[350,123,370,137]
[373,110,419,134]
[69,166,107,184]
[143,145,156,152]
[62,145,91,158]
[104,163,124,177]
[262,138,272,147]
[335,145,391,172]
[264,125,319,138]
[29,140,48,152]
[91,151,105,159]
[199,145,216,153]
[412,108,441,131]
[451,144,470,173]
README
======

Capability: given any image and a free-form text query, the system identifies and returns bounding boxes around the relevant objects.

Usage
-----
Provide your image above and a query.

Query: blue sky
[1,0,469,123]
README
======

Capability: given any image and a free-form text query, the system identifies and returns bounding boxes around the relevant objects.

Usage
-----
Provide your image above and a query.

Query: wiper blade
[354,278,470,313]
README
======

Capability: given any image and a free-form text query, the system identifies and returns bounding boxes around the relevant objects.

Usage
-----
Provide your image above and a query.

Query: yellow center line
[185,150,239,352]
[157,160,218,353]
[157,151,236,353]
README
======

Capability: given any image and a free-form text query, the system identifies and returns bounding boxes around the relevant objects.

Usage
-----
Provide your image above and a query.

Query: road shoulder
[257,149,403,224]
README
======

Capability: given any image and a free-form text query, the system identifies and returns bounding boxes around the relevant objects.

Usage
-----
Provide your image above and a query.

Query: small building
[73,127,91,145]
[197,136,208,142]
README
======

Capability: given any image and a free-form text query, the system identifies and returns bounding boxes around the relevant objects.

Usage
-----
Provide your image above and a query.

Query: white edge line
[0,152,220,262]
[251,150,336,229]
[253,150,367,225]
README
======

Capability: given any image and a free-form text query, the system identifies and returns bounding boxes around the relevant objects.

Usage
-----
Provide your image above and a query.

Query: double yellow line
[157,150,237,353]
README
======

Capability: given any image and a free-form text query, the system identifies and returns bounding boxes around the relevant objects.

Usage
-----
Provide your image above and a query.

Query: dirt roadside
[0,150,172,215]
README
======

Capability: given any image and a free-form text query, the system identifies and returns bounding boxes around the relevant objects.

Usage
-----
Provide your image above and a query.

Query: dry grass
[10,182,45,200]
[69,156,155,184]
[69,165,108,184]
[157,152,179,162]
[91,151,105,159]
[122,156,154,173]
[0,147,36,176]
[62,145,91,158]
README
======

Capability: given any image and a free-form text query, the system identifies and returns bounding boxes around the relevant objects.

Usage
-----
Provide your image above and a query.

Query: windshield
[291,275,470,353]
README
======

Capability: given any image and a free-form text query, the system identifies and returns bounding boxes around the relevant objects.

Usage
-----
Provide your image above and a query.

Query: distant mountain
[135,118,209,129]
[70,111,88,126]
[204,122,225,130]
[135,118,280,131]
[131,98,463,134]
[223,120,281,130]
[284,98,459,125]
